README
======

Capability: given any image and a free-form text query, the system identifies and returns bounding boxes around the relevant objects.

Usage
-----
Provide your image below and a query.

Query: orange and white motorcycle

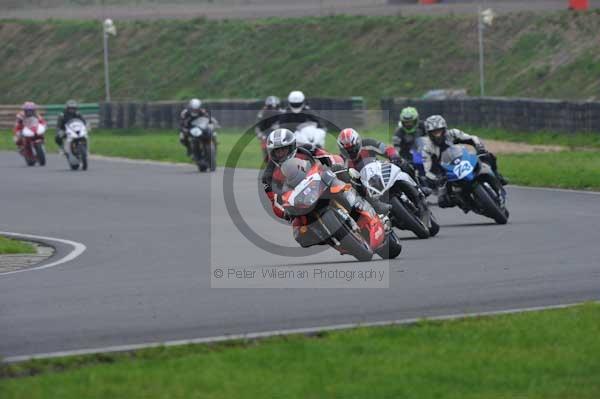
[280,156,402,262]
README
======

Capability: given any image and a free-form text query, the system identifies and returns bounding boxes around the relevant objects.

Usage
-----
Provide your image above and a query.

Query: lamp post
[478,7,495,97]
[103,19,117,102]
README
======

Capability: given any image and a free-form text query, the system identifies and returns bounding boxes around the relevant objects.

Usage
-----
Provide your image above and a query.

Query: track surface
[1,152,599,359]
[3,1,598,21]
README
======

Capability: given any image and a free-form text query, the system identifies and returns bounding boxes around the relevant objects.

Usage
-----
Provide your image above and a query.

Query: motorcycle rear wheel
[375,230,402,259]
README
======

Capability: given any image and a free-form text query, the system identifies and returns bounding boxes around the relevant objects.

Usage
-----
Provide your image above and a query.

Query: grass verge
[1,303,599,398]
[2,128,599,190]
[0,236,35,255]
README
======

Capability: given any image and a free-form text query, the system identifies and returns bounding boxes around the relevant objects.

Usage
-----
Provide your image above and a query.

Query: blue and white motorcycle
[441,145,509,225]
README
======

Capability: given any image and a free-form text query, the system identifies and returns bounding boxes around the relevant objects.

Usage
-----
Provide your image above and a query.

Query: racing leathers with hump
[55,100,87,150]
[421,115,507,208]
[261,128,383,249]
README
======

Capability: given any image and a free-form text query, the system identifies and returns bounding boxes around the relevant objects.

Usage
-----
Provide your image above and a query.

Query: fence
[0,104,100,130]
[381,97,600,133]
[99,98,366,130]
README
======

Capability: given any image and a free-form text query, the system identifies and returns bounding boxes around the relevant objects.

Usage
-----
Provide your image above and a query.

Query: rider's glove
[475,143,487,154]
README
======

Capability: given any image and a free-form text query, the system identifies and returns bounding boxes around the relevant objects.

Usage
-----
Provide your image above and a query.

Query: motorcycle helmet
[265,96,281,109]
[337,128,362,160]
[65,99,79,114]
[22,101,37,118]
[267,128,297,165]
[188,98,202,116]
[424,115,448,147]
[399,106,419,134]
[287,91,305,114]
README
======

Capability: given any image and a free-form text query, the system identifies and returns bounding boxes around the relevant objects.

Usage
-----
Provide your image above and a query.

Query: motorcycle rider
[14,102,46,151]
[392,106,426,162]
[256,96,284,162]
[337,128,416,179]
[55,100,87,151]
[179,98,217,155]
[276,91,324,131]
[262,128,384,248]
[336,128,420,214]
[421,115,508,208]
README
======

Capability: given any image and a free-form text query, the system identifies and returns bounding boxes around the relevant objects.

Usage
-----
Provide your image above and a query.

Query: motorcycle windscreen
[285,179,327,216]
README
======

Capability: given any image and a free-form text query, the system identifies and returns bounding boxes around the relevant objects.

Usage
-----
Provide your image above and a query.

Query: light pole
[103,19,117,102]
[478,7,495,97]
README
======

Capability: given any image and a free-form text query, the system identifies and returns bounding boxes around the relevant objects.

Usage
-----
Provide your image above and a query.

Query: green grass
[2,303,600,398]
[468,127,600,150]
[2,128,600,190]
[0,236,35,255]
[3,12,600,104]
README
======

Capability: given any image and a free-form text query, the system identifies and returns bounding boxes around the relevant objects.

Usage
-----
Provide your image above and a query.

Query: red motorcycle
[280,156,402,262]
[19,117,47,167]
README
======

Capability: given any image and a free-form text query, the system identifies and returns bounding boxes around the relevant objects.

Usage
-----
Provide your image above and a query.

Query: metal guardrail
[0,104,100,130]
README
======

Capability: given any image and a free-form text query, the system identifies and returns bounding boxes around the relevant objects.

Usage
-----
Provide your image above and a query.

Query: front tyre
[209,141,217,172]
[473,184,508,225]
[34,142,46,166]
[78,141,88,171]
[320,209,373,262]
[390,196,430,239]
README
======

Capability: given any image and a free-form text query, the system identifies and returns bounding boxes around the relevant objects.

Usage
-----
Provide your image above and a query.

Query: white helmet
[287,90,306,114]
[267,128,297,165]
[188,98,202,114]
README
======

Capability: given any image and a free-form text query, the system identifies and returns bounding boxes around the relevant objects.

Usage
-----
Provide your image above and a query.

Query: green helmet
[399,107,419,134]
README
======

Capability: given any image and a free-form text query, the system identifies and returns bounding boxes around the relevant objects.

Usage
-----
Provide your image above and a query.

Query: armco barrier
[99,97,365,130]
[0,103,100,130]
[381,97,600,133]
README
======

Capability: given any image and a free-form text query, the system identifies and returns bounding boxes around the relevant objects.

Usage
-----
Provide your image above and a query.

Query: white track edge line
[0,232,86,277]
[2,302,587,363]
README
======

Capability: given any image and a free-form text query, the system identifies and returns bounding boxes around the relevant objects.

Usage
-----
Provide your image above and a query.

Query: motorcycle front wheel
[34,142,46,166]
[390,196,430,239]
[473,184,508,225]
[320,209,373,262]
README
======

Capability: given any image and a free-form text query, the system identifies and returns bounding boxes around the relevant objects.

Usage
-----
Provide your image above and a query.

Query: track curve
[1,152,599,359]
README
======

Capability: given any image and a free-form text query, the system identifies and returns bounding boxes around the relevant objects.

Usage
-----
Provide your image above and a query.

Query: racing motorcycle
[360,158,439,239]
[440,145,509,225]
[280,156,402,262]
[189,116,217,172]
[63,118,89,171]
[19,117,46,166]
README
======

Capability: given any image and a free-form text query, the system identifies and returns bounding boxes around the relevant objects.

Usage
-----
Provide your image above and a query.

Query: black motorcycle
[189,116,217,172]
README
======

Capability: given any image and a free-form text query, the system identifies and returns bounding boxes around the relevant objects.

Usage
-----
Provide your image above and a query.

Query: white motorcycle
[360,158,440,239]
[64,118,89,171]
[294,122,326,153]
[189,116,217,172]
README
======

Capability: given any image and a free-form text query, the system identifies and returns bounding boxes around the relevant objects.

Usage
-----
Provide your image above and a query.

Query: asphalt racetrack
[1,152,599,359]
